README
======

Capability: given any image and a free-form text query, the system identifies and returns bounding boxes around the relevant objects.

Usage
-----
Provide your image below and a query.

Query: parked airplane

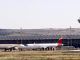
[19,37,63,51]
[0,44,18,51]
[0,36,63,51]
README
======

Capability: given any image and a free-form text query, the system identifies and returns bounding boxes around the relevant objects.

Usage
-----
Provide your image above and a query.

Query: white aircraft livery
[19,37,63,50]
[0,36,63,51]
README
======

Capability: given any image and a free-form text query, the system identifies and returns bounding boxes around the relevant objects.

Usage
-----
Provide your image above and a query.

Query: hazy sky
[0,0,80,29]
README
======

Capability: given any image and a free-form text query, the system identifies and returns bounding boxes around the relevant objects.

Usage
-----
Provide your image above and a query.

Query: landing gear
[39,47,55,51]
[19,48,23,51]
[4,47,18,52]
[4,48,12,52]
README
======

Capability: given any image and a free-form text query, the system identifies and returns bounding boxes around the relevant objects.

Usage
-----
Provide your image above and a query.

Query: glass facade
[0,39,80,48]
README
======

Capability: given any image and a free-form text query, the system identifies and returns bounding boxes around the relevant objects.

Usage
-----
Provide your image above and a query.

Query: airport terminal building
[0,28,80,48]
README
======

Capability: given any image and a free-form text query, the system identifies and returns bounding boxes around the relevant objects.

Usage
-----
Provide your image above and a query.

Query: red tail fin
[58,37,63,46]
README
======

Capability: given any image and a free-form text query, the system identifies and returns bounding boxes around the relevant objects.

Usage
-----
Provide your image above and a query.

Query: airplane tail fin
[57,37,63,46]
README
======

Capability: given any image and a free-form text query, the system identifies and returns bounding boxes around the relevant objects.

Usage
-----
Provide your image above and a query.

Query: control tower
[78,17,80,23]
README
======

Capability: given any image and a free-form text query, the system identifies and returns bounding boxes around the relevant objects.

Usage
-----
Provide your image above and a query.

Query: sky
[0,0,80,29]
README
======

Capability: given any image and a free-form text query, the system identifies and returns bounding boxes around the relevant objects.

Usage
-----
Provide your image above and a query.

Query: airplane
[18,37,63,51]
[0,36,63,51]
[0,44,19,51]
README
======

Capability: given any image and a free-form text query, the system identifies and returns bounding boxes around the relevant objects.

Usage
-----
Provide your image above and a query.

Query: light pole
[68,26,72,48]
[20,28,23,44]
[77,17,80,48]
[70,26,72,46]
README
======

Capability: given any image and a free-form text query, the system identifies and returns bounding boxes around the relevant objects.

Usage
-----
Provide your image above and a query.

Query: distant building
[0,28,80,47]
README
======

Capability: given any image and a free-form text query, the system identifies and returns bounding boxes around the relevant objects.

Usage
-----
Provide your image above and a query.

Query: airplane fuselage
[22,43,59,49]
